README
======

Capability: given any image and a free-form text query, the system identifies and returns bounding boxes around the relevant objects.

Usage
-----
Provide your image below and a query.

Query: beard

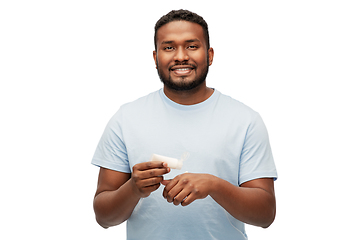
[156,58,210,91]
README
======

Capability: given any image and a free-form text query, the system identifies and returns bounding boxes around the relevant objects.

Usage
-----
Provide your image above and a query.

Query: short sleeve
[238,113,277,185]
[91,109,131,173]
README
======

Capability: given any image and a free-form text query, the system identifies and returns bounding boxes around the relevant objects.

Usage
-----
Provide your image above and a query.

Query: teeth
[175,68,191,71]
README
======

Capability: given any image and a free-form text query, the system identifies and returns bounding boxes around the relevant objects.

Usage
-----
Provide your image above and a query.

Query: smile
[172,68,193,76]
[170,65,195,76]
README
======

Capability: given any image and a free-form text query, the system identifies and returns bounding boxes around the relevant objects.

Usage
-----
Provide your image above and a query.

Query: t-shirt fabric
[92,89,278,240]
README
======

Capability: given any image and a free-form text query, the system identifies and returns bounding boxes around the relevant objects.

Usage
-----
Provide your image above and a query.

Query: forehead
[156,21,205,45]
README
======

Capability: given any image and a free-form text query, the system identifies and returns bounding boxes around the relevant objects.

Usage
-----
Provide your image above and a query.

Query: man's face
[153,21,214,91]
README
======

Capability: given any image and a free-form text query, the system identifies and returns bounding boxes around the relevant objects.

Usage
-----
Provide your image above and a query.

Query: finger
[181,193,195,206]
[135,165,170,181]
[140,168,170,179]
[162,178,179,199]
[137,176,164,188]
[161,179,172,185]
[134,161,168,171]
[144,183,162,192]
[173,190,191,206]
[166,185,186,203]
[164,176,180,191]
[181,188,207,206]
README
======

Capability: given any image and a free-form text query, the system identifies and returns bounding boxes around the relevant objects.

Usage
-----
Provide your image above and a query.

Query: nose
[174,47,189,62]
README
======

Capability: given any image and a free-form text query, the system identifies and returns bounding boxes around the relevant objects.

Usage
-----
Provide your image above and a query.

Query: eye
[164,46,174,51]
[187,45,198,50]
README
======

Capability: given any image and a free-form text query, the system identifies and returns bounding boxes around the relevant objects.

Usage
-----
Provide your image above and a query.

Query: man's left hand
[161,173,216,206]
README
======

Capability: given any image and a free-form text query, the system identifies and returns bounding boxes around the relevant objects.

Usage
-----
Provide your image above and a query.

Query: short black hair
[154,9,210,51]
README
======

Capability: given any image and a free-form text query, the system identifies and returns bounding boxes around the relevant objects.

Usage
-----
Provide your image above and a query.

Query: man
[92,9,277,240]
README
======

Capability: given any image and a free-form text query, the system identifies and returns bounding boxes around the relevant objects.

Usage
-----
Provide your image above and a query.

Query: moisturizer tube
[150,154,183,170]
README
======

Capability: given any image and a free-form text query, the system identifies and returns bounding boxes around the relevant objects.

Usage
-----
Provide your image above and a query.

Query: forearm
[210,176,276,228]
[93,179,140,228]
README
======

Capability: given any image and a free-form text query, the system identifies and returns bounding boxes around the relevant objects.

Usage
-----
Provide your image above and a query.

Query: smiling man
[92,9,277,240]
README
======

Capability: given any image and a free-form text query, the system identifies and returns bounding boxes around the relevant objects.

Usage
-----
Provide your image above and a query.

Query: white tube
[150,154,183,170]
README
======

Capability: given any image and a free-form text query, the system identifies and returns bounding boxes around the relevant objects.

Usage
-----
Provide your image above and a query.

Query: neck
[163,82,214,105]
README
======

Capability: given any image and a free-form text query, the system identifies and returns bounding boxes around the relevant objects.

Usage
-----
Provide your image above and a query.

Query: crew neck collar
[160,88,219,111]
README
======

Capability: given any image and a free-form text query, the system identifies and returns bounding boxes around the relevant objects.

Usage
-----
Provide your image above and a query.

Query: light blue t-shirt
[92,89,277,240]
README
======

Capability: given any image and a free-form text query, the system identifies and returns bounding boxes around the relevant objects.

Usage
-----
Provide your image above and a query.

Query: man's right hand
[93,161,170,228]
[131,161,170,198]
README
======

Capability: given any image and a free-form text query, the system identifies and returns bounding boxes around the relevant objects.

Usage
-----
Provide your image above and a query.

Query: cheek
[157,53,173,67]
[190,52,207,66]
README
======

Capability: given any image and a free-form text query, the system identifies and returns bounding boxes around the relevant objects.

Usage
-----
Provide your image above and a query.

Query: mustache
[168,62,197,70]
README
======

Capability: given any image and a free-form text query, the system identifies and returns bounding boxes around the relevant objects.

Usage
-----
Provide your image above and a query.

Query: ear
[153,51,157,69]
[208,48,214,66]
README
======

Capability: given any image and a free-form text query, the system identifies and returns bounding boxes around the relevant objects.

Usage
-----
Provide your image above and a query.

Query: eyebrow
[160,39,201,45]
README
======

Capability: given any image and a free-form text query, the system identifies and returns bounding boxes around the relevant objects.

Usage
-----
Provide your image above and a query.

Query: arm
[94,162,170,228]
[162,174,276,228]
[212,177,276,228]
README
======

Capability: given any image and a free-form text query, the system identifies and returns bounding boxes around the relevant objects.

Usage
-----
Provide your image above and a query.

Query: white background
[1,0,359,239]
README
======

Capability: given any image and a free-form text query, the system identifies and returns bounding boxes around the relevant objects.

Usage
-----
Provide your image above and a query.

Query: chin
[158,70,208,92]
[162,78,205,91]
